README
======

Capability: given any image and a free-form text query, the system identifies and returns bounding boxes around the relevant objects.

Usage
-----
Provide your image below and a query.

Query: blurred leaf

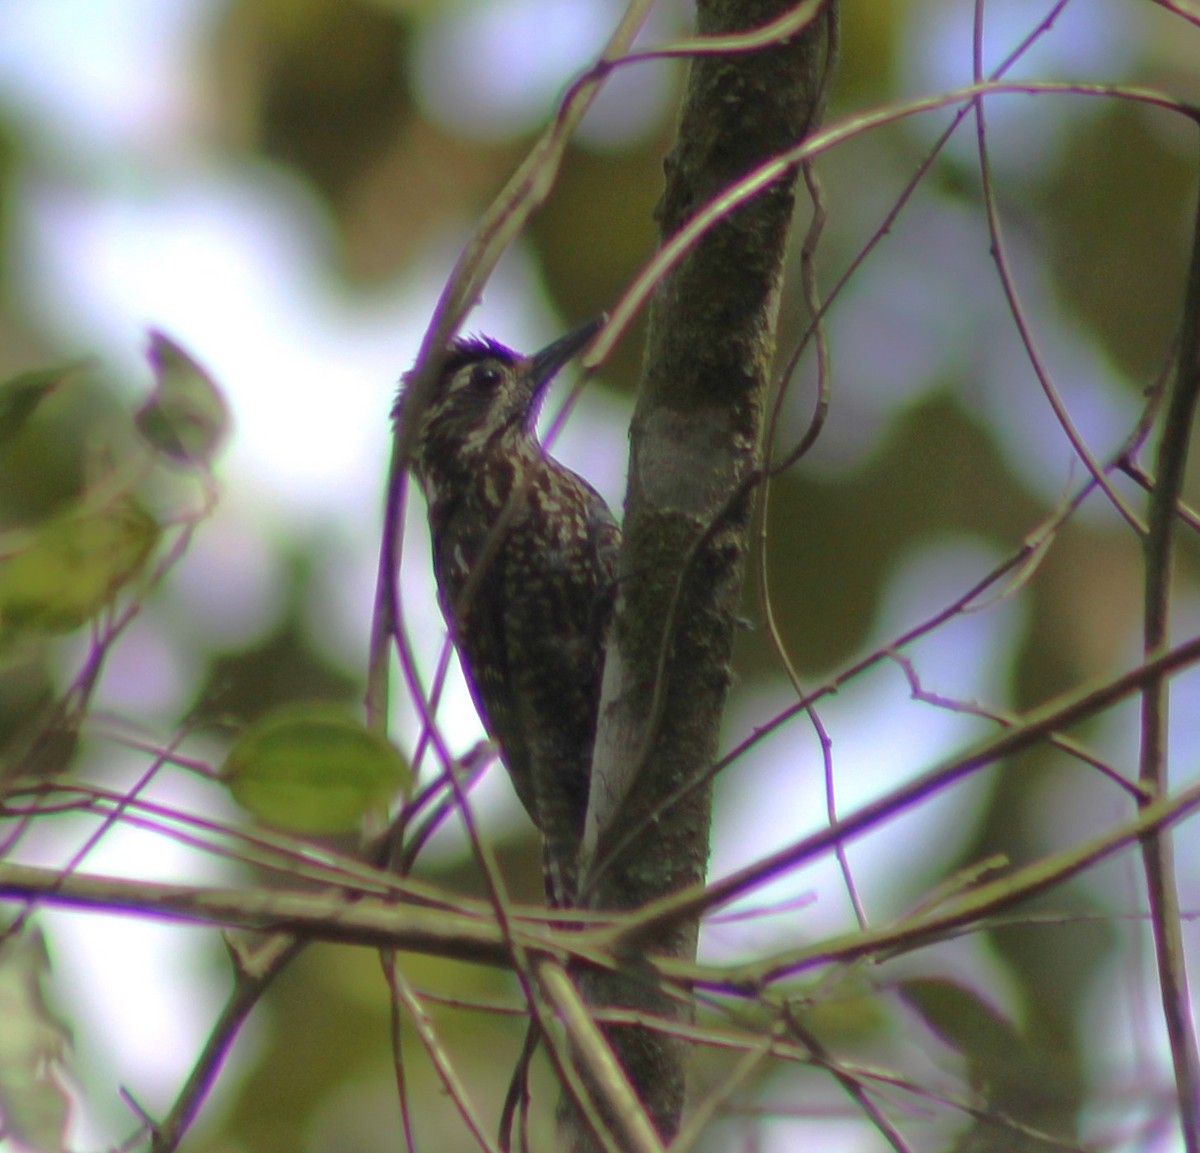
[0,926,72,1153]
[221,702,410,833]
[1,714,80,786]
[1039,102,1193,380]
[755,394,1041,677]
[136,331,230,466]
[190,547,362,726]
[219,0,412,206]
[529,145,663,343]
[0,360,126,527]
[0,500,160,637]
[0,363,87,448]
[899,977,1025,1090]
[900,976,1074,1149]
[0,645,54,766]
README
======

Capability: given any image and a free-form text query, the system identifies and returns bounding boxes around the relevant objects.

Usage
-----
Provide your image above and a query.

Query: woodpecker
[401,319,619,905]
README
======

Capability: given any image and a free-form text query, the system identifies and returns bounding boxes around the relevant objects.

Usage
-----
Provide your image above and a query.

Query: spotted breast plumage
[400,320,619,905]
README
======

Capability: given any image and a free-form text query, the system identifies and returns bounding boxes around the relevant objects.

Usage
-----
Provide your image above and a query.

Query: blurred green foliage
[0,0,1197,1149]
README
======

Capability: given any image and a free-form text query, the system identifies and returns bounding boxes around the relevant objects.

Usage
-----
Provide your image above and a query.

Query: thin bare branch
[1135,89,1200,1153]
[614,632,1200,940]
[387,958,502,1153]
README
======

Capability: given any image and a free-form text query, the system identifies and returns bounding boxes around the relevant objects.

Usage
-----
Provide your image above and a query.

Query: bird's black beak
[528,316,605,390]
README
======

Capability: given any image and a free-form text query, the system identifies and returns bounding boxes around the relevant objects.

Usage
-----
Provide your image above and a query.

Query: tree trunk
[565,1,838,1147]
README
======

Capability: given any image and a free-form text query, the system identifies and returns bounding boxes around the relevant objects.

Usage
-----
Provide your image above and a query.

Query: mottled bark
[566,1,838,1148]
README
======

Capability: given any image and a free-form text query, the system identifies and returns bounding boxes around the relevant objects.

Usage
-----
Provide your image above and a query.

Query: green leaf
[898,977,1027,1094]
[136,331,229,466]
[0,927,73,1153]
[0,362,86,447]
[220,703,411,834]
[0,500,160,635]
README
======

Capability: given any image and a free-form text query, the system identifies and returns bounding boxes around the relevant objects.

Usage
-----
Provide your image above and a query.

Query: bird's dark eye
[471,364,503,390]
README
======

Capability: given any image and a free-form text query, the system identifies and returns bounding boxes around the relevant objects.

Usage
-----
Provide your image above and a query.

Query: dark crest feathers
[394,334,518,427]
[442,334,519,374]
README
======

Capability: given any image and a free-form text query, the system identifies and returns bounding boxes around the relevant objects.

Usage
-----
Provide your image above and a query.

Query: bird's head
[402,318,603,492]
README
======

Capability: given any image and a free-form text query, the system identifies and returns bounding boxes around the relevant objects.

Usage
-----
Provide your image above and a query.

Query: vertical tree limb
[1139,122,1200,1153]
[574,0,838,1146]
